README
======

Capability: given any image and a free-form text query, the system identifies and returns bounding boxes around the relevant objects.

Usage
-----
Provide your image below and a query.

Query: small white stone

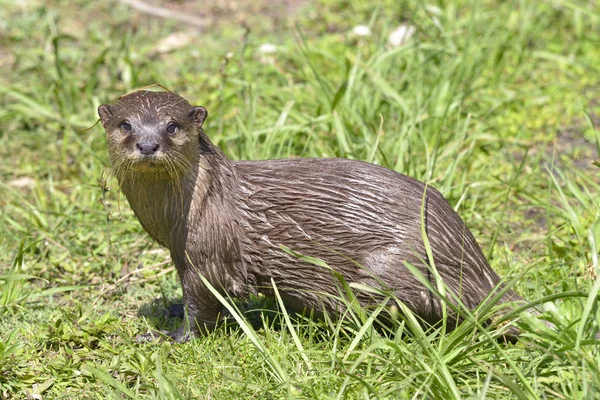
[151,32,194,56]
[352,25,371,37]
[259,43,277,54]
[388,24,416,47]
[9,176,35,191]
[15,0,32,8]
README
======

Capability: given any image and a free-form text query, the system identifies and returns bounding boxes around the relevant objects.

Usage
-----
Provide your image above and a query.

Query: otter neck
[117,149,237,250]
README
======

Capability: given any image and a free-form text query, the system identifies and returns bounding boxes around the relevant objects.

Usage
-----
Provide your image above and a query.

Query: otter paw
[135,330,165,343]
[165,325,194,343]
[135,328,193,343]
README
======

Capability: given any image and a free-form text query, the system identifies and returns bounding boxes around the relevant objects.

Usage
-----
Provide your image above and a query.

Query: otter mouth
[129,159,166,172]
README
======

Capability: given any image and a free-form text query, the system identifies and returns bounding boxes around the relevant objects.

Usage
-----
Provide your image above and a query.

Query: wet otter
[98,90,521,342]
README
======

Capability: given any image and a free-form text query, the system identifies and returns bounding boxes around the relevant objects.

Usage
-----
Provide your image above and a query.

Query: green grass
[1,0,600,398]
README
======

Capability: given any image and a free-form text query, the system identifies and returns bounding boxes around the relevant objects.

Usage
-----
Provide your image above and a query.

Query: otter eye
[166,122,178,134]
[120,122,132,132]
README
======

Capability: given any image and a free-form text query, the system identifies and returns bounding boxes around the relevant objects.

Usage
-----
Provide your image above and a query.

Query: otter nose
[136,141,160,155]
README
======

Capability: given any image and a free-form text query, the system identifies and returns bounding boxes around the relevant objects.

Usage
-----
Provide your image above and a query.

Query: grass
[1,0,600,398]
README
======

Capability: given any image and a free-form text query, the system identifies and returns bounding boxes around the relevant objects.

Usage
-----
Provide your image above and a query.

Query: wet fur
[99,91,521,342]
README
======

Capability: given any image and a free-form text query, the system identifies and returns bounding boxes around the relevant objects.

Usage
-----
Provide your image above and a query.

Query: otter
[98,90,522,342]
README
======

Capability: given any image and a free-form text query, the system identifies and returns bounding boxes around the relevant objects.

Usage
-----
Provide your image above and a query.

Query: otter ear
[189,106,207,127]
[98,105,113,126]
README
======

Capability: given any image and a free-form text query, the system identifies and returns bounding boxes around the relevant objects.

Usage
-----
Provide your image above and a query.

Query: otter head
[98,90,207,176]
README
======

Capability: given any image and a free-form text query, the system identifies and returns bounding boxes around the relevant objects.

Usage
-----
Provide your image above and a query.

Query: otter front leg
[167,272,224,342]
[166,299,222,342]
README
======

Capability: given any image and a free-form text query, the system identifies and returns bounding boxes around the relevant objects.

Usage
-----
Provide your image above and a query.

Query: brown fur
[99,90,522,342]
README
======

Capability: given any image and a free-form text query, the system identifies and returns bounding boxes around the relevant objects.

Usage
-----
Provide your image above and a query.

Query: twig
[118,0,208,29]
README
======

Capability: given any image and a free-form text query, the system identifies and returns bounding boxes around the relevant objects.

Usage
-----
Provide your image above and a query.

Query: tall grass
[1,0,599,397]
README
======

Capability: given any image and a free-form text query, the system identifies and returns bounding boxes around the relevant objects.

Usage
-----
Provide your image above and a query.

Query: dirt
[554,109,600,171]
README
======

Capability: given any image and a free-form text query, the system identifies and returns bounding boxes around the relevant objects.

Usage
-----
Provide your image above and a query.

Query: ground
[1,0,599,398]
